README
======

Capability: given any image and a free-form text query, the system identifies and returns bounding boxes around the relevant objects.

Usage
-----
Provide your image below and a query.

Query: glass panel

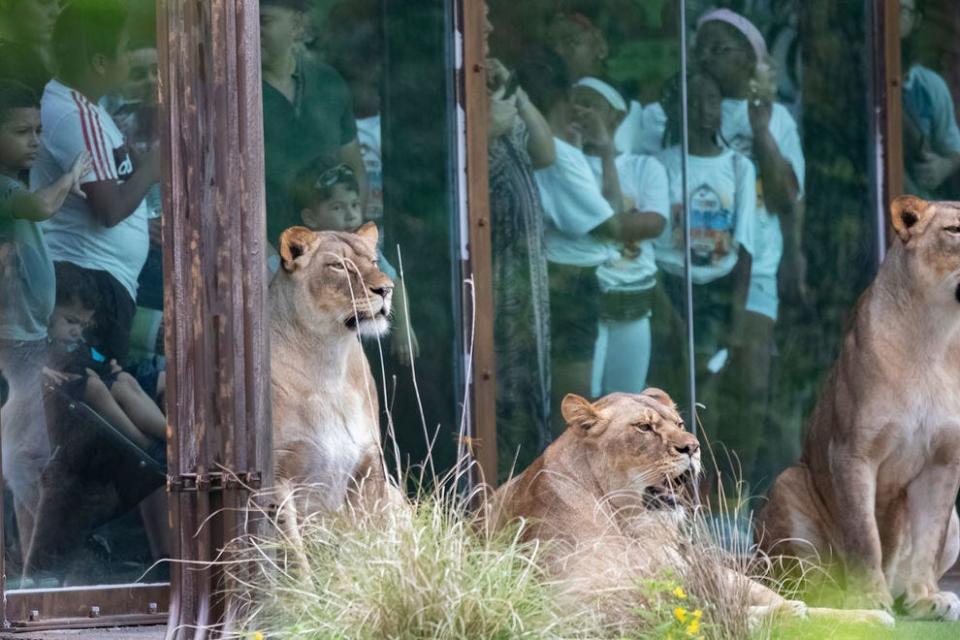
[261,0,463,484]
[0,0,168,587]
[486,1,688,480]
[682,2,880,505]
[900,0,960,202]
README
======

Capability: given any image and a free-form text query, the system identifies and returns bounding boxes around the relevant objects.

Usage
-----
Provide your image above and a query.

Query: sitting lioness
[757,195,960,620]
[485,389,892,628]
[270,224,400,526]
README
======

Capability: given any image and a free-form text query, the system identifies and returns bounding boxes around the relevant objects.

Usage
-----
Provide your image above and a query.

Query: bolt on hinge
[168,470,263,493]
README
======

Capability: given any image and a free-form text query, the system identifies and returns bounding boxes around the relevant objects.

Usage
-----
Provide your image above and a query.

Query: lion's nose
[370,284,393,298]
[674,441,699,456]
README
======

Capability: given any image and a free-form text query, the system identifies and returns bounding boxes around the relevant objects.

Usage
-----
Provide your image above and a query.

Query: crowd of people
[0,0,164,579]
[486,3,804,480]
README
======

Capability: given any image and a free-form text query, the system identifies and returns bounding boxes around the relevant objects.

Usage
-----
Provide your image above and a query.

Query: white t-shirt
[720,99,805,319]
[903,64,960,198]
[655,146,757,285]
[585,153,669,292]
[535,137,617,267]
[615,100,668,156]
[33,80,149,300]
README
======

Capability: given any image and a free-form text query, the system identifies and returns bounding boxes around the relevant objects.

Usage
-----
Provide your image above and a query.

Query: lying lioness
[485,389,892,629]
[270,224,401,529]
[757,195,960,620]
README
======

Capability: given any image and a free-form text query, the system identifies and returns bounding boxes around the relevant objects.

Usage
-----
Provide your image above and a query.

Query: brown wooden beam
[157,0,269,637]
[4,583,168,630]
[459,0,497,486]
[880,0,904,243]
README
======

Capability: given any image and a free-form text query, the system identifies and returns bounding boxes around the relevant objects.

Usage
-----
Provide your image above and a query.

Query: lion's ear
[279,226,318,273]
[891,195,933,243]
[355,222,379,250]
[561,394,606,436]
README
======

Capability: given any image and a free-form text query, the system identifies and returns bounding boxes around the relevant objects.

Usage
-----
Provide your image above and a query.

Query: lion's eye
[945,225,960,234]
[326,262,347,272]
[634,423,652,433]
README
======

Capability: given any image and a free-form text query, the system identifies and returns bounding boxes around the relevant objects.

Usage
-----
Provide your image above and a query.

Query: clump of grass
[226,480,591,639]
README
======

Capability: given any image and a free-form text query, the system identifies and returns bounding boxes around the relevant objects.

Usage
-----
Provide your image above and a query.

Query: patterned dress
[488,119,551,481]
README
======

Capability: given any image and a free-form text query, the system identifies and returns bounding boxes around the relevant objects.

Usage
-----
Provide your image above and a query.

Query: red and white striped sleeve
[62,90,117,182]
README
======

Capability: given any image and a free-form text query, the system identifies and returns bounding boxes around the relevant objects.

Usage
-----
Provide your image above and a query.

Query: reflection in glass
[489,1,686,478]
[261,0,463,482]
[1,0,167,587]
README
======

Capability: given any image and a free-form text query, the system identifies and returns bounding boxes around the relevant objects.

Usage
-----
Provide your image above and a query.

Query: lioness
[486,390,891,628]
[757,195,960,620]
[270,224,400,524]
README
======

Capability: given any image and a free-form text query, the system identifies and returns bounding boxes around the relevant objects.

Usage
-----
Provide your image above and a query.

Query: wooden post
[878,0,904,247]
[459,0,497,486]
[157,0,269,637]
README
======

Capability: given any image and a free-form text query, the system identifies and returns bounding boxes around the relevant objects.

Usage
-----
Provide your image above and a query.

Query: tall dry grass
[213,266,830,639]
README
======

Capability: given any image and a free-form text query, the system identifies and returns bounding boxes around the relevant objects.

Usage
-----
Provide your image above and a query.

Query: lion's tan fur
[757,195,960,620]
[270,224,399,520]
[483,389,841,629]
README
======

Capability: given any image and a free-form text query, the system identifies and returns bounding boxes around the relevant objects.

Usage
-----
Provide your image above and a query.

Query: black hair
[660,70,722,148]
[290,156,359,211]
[260,0,309,11]
[0,79,39,124]
[516,45,571,115]
[53,0,129,81]
[54,262,101,312]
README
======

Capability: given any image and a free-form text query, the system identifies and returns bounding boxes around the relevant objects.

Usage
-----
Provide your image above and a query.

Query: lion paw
[777,599,808,619]
[905,590,960,621]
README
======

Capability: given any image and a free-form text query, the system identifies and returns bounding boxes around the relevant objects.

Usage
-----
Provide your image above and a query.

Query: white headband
[574,77,627,112]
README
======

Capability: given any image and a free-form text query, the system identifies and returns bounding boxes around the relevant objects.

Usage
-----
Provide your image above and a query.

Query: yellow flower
[686,618,701,635]
[692,609,703,619]
[673,586,687,599]
[252,633,264,640]
[674,607,688,623]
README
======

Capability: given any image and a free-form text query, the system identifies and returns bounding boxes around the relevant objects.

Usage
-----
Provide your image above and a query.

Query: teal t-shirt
[0,174,54,341]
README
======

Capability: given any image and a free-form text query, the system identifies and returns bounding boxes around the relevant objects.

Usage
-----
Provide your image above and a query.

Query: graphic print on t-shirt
[113,145,135,181]
[671,183,735,267]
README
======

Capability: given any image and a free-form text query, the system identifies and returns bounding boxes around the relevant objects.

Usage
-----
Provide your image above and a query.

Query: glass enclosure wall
[681,0,881,503]
[485,0,885,498]
[0,0,168,587]
[900,0,960,203]
[486,0,689,481]
[259,0,464,479]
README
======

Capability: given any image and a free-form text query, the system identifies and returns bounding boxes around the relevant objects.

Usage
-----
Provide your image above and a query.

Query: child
[655,70,756,396]
[33,0,160,366]
[0,78,90,544]
[289,157,419,365]
[44,261,165,459]
[571,77,669,396]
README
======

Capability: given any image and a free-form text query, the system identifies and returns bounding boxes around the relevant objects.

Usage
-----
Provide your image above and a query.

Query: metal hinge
[167,470,262,492]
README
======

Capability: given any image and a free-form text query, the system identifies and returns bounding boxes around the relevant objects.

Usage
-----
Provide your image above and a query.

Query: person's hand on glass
[68,150,93,198]
[912,150,957,191]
